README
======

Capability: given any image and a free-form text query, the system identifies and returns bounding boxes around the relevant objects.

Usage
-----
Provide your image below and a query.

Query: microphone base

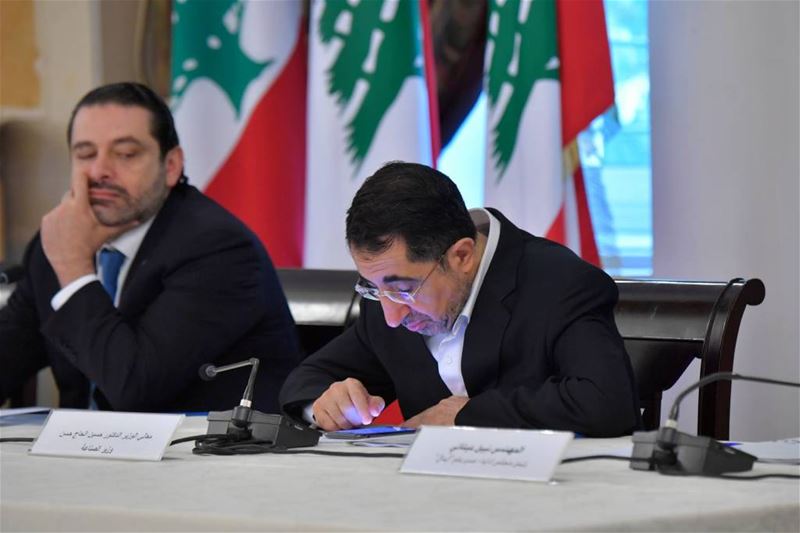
[207,410,320,449]
[631,430,755,476]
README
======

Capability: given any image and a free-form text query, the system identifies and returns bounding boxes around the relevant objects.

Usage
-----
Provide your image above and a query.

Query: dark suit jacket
[280,209,640,437]
[0,183,300,413]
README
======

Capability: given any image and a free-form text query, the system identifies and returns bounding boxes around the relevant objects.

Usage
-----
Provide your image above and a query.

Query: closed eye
[388,285,416,294]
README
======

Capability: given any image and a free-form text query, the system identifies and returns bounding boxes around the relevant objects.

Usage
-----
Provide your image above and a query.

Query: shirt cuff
[51,274,99,311]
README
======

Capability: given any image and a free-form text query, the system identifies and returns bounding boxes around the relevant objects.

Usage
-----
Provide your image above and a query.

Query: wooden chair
[614,278,765,440]
[276,269,360,357]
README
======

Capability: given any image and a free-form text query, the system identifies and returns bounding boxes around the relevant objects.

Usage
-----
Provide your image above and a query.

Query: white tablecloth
[2,416,798,531]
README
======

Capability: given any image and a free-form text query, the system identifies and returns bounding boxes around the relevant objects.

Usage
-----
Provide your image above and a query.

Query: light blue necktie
[91,248,125,408]
[99,248,126,303]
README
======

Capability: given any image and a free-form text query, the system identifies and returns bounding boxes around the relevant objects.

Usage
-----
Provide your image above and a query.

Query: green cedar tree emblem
[486,0,559,181]
[171,0,272,117]
[318,0,423,173]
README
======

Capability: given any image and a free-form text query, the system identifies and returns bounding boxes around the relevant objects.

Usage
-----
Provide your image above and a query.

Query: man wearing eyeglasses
[280,162,640,437]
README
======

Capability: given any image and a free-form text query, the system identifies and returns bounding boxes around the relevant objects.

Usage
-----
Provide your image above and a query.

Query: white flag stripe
[305,80,433,268]
[304,0,434,269]
[485,80,563,236]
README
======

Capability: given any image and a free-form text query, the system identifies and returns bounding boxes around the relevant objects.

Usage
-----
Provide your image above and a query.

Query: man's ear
[448,237,477,273]
[164,146,185,187]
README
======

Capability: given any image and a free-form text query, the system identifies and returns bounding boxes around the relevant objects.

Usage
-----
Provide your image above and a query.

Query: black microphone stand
[631,372,800,476]
[199,358,320,451]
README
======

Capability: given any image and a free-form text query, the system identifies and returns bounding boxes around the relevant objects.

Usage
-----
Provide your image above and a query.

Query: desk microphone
[199,358,261,440]
[198,358,320,450]
[631,372,800,476]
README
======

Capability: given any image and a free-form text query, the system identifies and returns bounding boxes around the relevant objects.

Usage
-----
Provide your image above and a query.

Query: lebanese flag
[483,0,614,265]
[170,0,307,267]
[303,0,440,269]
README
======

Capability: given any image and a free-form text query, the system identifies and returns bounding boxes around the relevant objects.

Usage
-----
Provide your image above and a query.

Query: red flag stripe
[557,0,615,145]
[205,23,308,267]
[554,0,613,267]
[419,0,441,164]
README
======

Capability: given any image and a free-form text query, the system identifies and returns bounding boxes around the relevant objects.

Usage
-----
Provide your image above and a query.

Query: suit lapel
[397,327,452,400]
[461,209,522,395]
[118,184,187,309]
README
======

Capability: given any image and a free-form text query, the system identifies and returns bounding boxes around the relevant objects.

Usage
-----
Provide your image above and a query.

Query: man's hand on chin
[402,396,469,428]
[41,173,137,287]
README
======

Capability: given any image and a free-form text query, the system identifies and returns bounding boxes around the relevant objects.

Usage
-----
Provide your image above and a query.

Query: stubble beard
[90,170,169,227]
[405,277,472,337]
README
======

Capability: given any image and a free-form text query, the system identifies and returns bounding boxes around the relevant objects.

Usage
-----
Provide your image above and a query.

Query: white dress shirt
[424,208,500,397]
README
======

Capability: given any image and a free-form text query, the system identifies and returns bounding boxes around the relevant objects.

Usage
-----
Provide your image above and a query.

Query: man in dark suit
[0,82,299,413]
[280,162,640,437]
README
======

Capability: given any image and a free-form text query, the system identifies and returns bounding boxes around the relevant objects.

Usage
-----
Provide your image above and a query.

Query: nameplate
[400,426,574,482]
[30,410,184,461]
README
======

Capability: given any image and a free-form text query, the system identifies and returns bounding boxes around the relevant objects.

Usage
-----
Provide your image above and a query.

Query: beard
[401,276,472,337]
[89,170,169,226]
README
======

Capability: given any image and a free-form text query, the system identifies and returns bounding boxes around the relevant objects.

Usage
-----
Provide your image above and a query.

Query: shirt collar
[105,216,156,260]
[458,208,501,323]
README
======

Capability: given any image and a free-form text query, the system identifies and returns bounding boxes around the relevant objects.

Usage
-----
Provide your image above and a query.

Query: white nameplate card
[401,426,574,482]
[30,409,184,461]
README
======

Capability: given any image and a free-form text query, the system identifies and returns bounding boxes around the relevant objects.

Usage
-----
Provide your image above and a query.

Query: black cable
[562,454,800,479]
[170,433,226,446]
[184,434,272,455]
[266,448,406,458]
[181,433,407,457]
[668,373,800,422]
[717,473,800,480]
[0,437,34,443]
[561,454,652,465]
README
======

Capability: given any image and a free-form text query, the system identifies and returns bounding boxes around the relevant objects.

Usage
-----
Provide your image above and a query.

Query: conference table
[1,415,798,531]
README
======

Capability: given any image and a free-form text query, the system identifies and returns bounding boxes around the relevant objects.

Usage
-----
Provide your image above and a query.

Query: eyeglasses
[354,255,443,305]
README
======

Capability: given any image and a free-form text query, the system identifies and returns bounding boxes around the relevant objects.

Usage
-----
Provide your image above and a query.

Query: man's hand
[403,396,469,428]
[41,172,136,287]
[312,378,385,431]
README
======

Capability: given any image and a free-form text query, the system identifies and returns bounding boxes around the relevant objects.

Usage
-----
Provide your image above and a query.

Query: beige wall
[0,0,39,261]
[2,0,100,262]
[1,0,147,263]
[0,0,41,109]
[651,0,799,440]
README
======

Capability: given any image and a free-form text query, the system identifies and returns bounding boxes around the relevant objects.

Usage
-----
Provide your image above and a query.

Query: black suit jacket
[280,209,640,437]
[0,183,300,413]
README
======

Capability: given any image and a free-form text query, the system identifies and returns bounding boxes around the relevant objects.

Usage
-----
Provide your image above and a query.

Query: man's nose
[380,298,410,328]
[88,152,112,180]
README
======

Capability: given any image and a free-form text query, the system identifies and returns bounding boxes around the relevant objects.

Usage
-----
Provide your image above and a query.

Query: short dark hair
[346,162,476,262]
[67,82,180,160]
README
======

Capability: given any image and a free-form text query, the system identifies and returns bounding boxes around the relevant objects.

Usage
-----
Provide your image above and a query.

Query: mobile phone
[324,425,416,440]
